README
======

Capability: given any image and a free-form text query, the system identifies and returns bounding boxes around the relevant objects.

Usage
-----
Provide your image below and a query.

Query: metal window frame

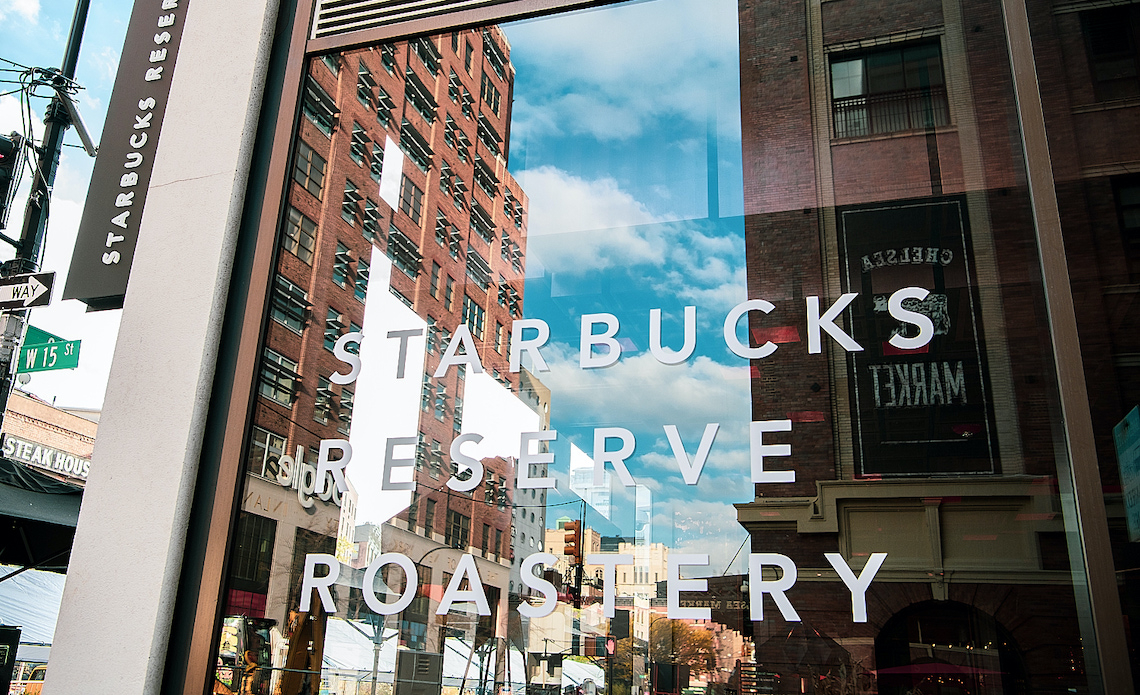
[163,0,1135,693]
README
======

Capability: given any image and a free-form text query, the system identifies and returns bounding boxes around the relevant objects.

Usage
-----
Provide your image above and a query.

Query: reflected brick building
[736,0,1140,690]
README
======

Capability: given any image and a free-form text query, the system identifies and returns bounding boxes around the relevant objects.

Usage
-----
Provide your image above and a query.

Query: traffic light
[0,133,23,229]
[605,636,616,656]
[563,519,581,565]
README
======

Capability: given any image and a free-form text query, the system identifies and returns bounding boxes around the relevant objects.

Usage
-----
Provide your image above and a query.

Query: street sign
[17,340,80,373]
[25,325,63,344]
[0,273,53,310]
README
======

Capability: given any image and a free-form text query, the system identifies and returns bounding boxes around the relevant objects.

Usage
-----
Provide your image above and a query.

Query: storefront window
[209,0,1136,692]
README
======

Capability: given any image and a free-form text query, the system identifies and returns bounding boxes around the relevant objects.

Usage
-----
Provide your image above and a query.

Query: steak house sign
[299,289,944,624]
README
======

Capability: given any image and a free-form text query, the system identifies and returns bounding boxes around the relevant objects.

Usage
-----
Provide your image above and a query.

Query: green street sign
[25,325,64,344]
[18,340,81,373]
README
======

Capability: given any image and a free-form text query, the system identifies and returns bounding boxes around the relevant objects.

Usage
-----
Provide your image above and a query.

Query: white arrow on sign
[0,276,50,307]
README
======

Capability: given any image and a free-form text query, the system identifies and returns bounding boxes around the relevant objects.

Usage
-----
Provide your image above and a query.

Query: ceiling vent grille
[313,0,514,39]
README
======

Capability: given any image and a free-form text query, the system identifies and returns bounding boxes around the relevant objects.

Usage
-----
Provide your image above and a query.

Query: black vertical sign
[62,0,188,311]
[840,198,997,476]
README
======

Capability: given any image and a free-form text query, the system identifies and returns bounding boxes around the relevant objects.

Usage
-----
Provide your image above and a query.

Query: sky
[0,0,132,410]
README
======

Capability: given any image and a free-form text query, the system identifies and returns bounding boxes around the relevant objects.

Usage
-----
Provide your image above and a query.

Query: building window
[494,321,504,354]
[481,523,490,553]
[270,275,309,334]
[282,207,317,264]
[321,54,340,74]
[430,262,441,298]
[494,528,503,557]
[337,387,354,435]
[247,426,286,478]
[387,224,423,277]
[411,37,442,76]
[314,376,333,424]
[446,510,471,549]
[462,294,486,340]
[405,68,438,123]
[483,31,507,81]
[324,308,344,350]
[830,42,949,138]
[230,512,277,595]
[399,176,425,224]
[448,70,462,103]
[453,395,463,433]
[444,276,455,310]
[400,120,434,172]
[302,77,337,136]
[480,72,501,116]
[407,492,419,532]
[466,248,492,291]
[377,85,394,126]
[421,372,433,411]
[1083,6,1140,101]
[370,144,384,181]
[293,140,325,199]
[259,348,299,406]
[333,243,351,287]
[380,43,396,74]
[426,316,439,354]
[354,258,369,302]
[342,180,362,226]
[434,382,448,421]
[423,499,436,537]
[1114,175,1140,278]
[357,61,376,110]
[464,41,474,73]
[477,116,501,157]
[362,199,380,242]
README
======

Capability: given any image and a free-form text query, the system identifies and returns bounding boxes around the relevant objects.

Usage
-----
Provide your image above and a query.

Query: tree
[650,619,717,676]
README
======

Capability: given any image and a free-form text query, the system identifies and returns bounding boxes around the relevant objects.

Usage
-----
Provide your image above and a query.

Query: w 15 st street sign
[18,339,80,373]
[0,272,53,310]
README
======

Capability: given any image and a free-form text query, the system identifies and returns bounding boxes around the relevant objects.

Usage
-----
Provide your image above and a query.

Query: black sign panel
[840,199,997,476]
[0,272,54,310]
[62,0,188,311]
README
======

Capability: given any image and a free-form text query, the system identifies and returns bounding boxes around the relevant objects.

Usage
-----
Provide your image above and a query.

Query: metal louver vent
[313,0,515,39]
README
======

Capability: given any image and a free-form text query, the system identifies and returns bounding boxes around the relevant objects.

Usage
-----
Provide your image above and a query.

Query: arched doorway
[874,601,1028,695]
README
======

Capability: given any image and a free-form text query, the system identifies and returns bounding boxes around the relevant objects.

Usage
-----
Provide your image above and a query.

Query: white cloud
[505,0,740,141]
[0,0,40,22]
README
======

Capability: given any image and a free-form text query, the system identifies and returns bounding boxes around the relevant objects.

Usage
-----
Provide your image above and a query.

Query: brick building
[219,24,539,690]
[735,0,1140,691]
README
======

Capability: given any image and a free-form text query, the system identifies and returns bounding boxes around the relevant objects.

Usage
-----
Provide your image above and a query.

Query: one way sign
[0,272,54,310]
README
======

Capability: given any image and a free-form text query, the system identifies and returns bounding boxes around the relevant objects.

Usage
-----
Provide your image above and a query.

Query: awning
[0,458,82,572]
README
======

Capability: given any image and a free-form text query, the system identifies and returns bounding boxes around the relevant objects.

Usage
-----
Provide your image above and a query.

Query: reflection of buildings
[221,24,535,693]
[1,390,95,487]
[735,0,1138,690]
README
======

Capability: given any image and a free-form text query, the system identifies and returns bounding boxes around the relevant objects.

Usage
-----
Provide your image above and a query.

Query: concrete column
[42,0,279,691]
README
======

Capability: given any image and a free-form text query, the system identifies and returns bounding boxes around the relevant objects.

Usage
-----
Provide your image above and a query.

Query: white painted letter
[750,420,793,483]
[519,431,557,489]
[650,307,696,364]
[593,428,636,487]
[331,332,363,385]
[724,299,778,359]
[887,288,934,350]
[580,313,621,368]
[668,554,711,620]
[586,553,633,618]
[519,553,559,618]
[317,439,351,494]
[382,437,417,490]
[299,554,339,612]
[363,553,418,615]
[436,554,490,615]
[825,552,887,623]
[434,324,484,377]
[664,424,719,486]
[510,319,550,372]
[748,553,800,621]
[448,433,484,492]
[807,294,862,354]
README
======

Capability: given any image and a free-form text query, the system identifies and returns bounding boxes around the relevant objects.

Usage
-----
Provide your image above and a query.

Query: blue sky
[0,0,131,409]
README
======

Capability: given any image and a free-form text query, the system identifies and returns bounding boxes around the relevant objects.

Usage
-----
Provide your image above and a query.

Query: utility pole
[0,0,91,423]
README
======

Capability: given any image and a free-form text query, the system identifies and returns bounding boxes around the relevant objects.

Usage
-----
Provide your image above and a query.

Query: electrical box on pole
[0,133,22,229]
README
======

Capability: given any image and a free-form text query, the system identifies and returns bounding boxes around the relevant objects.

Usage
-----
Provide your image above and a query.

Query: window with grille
[342,180,362,226]
[282,207,317,264]
[230,512,277,594]
[324,308,345,350]
[357,61,377,110]
[329,246,350,289]
[302,78,337,136]
[400,120,434,172]
[370,144,383,181]
[483,30,507,80]
[477,116,501,157]
[259,348,299,406]
[466,248,492,291]
[412,37,442,76]
[387,224,423,277]
[354,259,369,302]
[314,376,333,424]
[405,68,438,123]
[830,42,949,138]
[293,140,326,199]
[377,85,394,126]
[1083,6,1140,101]
[362,199,380,241]
[380,43,396,74]
[350,123,369,165]
[270,275,309,334]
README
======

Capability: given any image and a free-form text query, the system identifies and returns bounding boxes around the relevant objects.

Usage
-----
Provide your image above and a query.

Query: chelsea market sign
[300,289,936,622]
